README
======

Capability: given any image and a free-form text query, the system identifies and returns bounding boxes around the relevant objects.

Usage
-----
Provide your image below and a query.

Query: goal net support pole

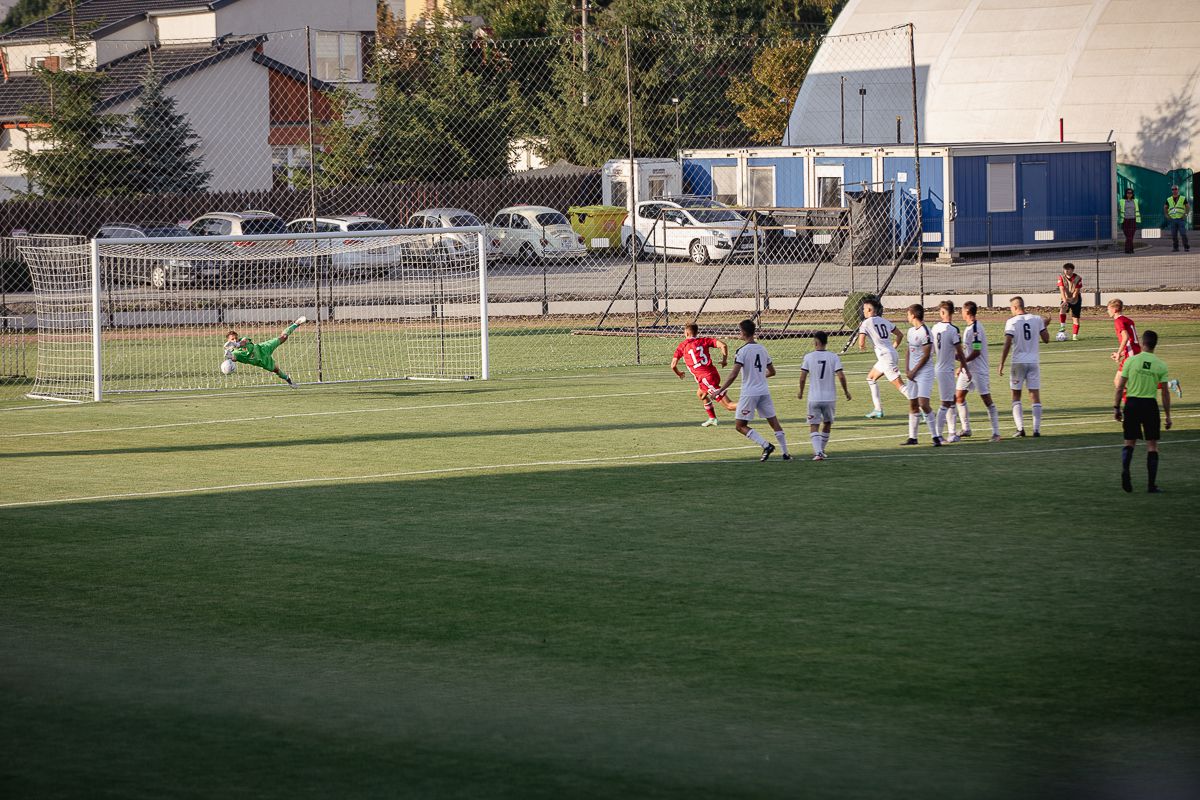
[89,237,103,402]
[477,230,490,381]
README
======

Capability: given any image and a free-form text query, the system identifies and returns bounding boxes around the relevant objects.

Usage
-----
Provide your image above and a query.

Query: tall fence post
[1093,215,1102,306]
[478,230,489,380]
[305,25,323,382]
[623,26,640,362]
[986,216,993,308]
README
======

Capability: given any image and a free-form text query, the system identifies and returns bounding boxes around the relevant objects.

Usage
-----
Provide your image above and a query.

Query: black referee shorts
[1123,396,1161,441]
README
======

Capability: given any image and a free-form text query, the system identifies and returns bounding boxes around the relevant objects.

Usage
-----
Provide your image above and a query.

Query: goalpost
[18,226,489,402]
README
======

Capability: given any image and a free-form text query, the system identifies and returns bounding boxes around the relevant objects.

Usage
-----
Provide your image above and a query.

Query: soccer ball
[220,359,237,375]
[1055,331,1069,342]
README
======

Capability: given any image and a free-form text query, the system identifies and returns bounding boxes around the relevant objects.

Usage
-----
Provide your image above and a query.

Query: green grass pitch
[2,319,1199,798]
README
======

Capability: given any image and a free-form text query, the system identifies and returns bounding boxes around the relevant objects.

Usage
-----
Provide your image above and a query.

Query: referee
[1114,330,1172,493]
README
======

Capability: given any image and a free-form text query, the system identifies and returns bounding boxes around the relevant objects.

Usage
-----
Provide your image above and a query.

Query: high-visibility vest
[1118,197,1141,224]
[1167,195,1188,219]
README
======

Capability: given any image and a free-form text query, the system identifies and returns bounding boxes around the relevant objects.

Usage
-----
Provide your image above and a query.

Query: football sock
[1012,401,1024,431]
[774,430,789,455]
[956,402,970,432]
[1072,322,1079,335]
[276,369,291,383]
[987,404,1000,435]
[868,379,882,412]
[936,406,949,436]
[1059,313,1066,325]
[1031,403,1043,433]
[927,409,940,439]
[703,402,716,419]
[908,413,919,439]
[284,322,300,336]
[810,432,822,455]
[745,429,769,447]
[1121,445,1134,472]
[945,406,957,436]
[820,432,830,452]
[1147,451,1159,488]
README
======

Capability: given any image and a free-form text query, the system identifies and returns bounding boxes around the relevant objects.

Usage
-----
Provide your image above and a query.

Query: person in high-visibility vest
[1118,187,1141,254]
[1163,185,1190,252]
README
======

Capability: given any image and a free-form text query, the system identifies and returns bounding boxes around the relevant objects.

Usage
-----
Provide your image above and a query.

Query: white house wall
[95,20,156,65]
[108,50,272,193]
[1,40,98,71]
[218,0,376,78]
[152,11,218,44]
[0,126,54,199]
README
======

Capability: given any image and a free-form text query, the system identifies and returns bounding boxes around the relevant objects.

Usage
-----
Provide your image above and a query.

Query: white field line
[3,340,1195,413]
[3,425,1198,510]
[0,389,682,439]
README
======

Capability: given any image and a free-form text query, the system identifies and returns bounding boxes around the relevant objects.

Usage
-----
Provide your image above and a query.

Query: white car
[489,206,587,262]
[403,208,494,264]
[286,215,400,276]
[621,199,761,264]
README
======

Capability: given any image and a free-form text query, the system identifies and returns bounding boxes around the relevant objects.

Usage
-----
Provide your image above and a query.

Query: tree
[117,69,210,194]
[726,37,818,144]
[11,37,127,198]
[0,0,74,33]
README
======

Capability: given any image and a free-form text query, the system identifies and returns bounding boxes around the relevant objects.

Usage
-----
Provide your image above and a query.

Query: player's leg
[921,396,941,444]
[1058,301,1068,332]
[734,397,773,458]
[820,417,833,458]
[760,397,789,460]
[1120,397,1142,493]
[903,394,920,445]
[1010,366,1026,436]
[865,364,885,418]
[1028,380,1042,436]
[808,419,823,458]
[1142,399,1163,492]
[1071,305,1081,339]
[697,385,717,426]
[980,393,1001,441]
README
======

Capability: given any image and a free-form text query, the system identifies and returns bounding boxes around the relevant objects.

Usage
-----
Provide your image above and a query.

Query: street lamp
[671,96,680,158]
[859,85,867,144]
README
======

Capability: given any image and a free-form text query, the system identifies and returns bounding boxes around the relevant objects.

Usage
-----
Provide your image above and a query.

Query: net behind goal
[18,227,488,401]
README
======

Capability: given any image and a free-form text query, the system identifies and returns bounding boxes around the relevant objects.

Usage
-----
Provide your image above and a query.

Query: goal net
[18,227,487,401]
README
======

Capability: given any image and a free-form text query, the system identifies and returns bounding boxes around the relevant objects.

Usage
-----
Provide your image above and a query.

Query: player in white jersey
[901,304,941,446]
[955,301,1002,442]
[998,296,1050,437]
[856,298,907,419]
[931,300,971,443]
[712,319,791,462]
[797,330,852,460]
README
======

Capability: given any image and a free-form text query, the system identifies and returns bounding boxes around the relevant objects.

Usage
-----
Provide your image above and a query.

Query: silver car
[404,208,494,265]
[286,215,401,276]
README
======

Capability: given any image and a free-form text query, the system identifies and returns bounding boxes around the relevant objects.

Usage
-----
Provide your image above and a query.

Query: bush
[843,291,879,330]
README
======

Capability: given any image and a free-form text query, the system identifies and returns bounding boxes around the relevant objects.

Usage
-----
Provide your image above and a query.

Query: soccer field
[2,318,1199,798]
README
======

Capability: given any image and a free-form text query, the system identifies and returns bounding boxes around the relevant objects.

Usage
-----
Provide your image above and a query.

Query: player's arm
[954,342,971,378]
[765,362,776,379]
[837,368,851,400]
[1161,369,1173,429]
[1113,329,1128,361]
[1039,320,1050,344]
[714,362,742,396]
[797,368,808,400]
[998,334,1013,374]
[893,328,904,349]
[1058,281,1068,303]
[908,343,931,379]
[670,356,685,379]
[714,340,729,367]
[1113,376,1128,420]
[857,331,867,351]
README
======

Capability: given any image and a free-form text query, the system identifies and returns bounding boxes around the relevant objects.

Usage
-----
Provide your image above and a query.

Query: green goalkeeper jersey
[229,339,275,370]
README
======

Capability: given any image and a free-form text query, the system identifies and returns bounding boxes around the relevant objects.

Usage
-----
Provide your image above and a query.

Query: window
[272,146,313,189]
[648,176,668,200]
[712,165,737,205]
[987,161,1017,213]
[535,212,569,227]
[491,213,509,228]
[748,166,775,208]
[638,203,662,220]
[611,179,629,209]
[815,164,844,208]
[241,218,287,235]
[510,215,530,230]
[316,31,360,82]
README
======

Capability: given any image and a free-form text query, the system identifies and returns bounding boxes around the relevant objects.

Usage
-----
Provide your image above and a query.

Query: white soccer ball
[220,359,237,375]
[1055,331,1069,342]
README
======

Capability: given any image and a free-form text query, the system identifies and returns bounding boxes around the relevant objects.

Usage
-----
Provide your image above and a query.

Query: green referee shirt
[1121,351,1169,399]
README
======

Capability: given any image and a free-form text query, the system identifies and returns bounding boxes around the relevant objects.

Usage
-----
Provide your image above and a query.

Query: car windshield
[688,209,743,223]
[241,218,287,235]
[346,220,389,232]
[144,227,188,237]
[535,212,569,227]
[449,215,481,227]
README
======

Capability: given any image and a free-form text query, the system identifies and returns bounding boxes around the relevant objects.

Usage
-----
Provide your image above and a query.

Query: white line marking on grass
[7,437,1199,510]
[0,389,683,439]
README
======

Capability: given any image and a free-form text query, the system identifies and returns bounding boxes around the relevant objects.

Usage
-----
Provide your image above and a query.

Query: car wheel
[689,239,710,265]
[518,242,538,265]
[625,235,644,258]
[150,265,168,290]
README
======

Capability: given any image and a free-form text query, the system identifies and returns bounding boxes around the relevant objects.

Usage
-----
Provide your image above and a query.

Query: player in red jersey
[671,323,737,426]
[1106,298,1141,388]
[1056,262,1083,340]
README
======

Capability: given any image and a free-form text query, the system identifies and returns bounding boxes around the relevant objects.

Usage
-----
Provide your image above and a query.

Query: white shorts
[735,393,776,421]
[807,401,836,424]
[1009,362,1041,390]
[905,369,934,400]
[871,353,901,382]
[936,370,957,403]
[956,368,991,396]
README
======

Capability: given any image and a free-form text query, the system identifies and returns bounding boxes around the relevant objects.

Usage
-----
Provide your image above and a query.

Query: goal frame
[41,225,489,402]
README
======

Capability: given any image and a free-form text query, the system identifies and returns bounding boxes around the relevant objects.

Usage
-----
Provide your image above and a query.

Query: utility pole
[581,0,589,107]
[840,76,845,144]
[859,85,866,144]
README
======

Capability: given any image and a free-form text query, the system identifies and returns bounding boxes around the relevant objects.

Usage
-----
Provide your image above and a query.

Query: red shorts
[691,368,721,395]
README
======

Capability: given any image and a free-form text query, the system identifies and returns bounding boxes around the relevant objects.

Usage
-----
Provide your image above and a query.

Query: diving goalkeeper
[224,316,307,387]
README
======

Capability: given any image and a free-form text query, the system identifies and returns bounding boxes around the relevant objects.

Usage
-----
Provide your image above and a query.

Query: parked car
[185,211,290,283]
[96,222,215,289]
[286,215,401,276]
[621,199,762,264]
[403,208,494,265]
[488,206,587,263]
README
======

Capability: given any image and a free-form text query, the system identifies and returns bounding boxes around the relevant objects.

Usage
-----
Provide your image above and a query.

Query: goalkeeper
[224,317,306,387]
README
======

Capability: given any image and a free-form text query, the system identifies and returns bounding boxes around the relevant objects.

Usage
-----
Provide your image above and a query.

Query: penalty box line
[4,434,1199,512]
